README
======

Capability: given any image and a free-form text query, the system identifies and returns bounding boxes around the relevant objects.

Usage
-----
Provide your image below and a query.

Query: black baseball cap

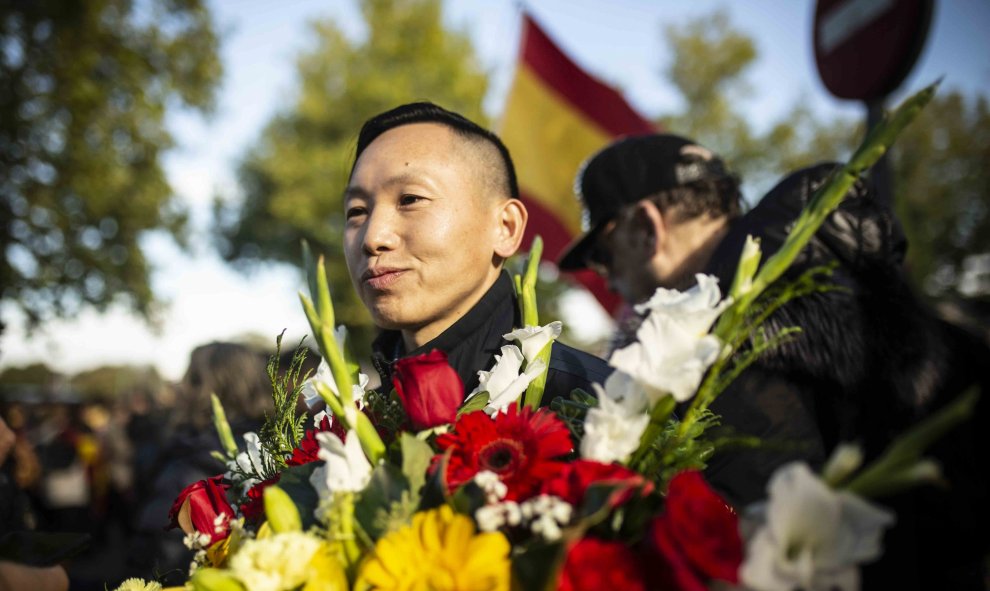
[557,134,733,271]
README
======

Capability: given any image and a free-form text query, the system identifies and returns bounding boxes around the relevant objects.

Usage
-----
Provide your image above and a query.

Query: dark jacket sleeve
[540,342,612,405]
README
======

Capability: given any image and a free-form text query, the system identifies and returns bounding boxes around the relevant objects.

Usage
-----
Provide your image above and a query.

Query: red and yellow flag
[499,14,655,314]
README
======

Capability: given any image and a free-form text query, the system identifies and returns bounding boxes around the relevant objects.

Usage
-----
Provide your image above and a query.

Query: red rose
[167,475,235,545]
[558,537,646,591]
[392,349,463,431]
[434,406,572,501]
[240,474,281,522]
[541,459,653,508]
[647,470,742,591]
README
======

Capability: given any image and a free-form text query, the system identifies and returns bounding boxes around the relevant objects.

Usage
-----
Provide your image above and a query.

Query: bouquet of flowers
[115,82,977,591]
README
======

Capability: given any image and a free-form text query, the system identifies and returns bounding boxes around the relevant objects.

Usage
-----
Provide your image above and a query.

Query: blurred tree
[891,92,990,294]
[69,364,163,403]
[0,362,58,386]
[657,11,859,192]
[212,0,489,351]
[0,0,222,330]
[658,11,989,296]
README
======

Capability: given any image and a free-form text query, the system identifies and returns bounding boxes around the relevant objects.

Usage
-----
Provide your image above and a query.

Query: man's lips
[362,267,407,290]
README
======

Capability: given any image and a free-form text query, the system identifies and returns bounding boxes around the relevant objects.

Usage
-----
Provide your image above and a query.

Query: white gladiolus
[503,321,563,363]
[225,432,273,493]
[610,274,729,403]
[300,325,367,409]
[309,431,372,497]
[634,273,731,331]
[465,345,546,416]
[301,359,369,410]
[580,371,650,463]
[740,462,895,591]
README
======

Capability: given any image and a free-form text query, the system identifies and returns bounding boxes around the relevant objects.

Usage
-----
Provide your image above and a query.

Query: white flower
[519,495,573,542]
[634,273,730,332]
[475,501,522,532]
[740,462,895,591]
[467,345,546,416]
[473,470,508,504]
[301,358,369,410]
[609,274,729,403]
[225,431,272,492]
[228,532,321,591]
[309,431,372,497]
[503,321,563,363]
[609,312,722,403]
[580,371,650,463]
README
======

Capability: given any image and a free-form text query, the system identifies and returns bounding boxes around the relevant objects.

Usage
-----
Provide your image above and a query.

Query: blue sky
[2,0,988,379]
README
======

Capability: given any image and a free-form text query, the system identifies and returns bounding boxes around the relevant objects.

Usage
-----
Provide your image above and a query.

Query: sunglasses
[583,220,618,276]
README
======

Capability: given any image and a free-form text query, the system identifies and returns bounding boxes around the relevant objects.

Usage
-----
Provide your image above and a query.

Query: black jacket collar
[371,271,518,394]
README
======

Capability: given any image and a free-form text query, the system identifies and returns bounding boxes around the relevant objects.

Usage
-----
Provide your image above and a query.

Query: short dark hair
[351,102,519,199]
[644,176,742,223]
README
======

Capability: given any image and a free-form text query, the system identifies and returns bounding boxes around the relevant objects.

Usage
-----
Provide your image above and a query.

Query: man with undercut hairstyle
[343,102,610,406]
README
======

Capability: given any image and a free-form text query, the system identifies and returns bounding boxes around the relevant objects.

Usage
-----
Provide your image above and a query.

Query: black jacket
[371,271,612,405]
[704,163,989,589]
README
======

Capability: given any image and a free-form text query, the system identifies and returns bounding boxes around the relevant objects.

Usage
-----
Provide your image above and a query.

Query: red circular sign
[814,0,933,100]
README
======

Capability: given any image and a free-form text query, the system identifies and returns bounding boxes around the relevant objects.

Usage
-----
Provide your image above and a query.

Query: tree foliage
[658,11,859,194]
[213,0,489,349]
[658,11,989,295]
[0,0,222,328]
[890,92,990,293]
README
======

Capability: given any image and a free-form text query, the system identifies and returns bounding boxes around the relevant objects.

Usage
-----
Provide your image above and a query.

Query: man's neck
[400,268,503,352]
[663,215,732,291]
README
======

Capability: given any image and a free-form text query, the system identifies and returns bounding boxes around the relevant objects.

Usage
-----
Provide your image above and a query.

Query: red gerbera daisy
[286,414,343,466]
[239,474,281,522]
[434,406,572,501]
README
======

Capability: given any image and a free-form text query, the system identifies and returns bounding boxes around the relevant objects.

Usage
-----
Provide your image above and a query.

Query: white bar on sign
[818,0,896,54]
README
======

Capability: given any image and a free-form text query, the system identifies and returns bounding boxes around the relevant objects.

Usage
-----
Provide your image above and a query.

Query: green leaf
[511,539,568,591]
[418,451,450,511]
[354,463,410,541]
[399,433,434,498]
[845,389,979,498]
[458,392,490,416]
[449,480,487,518]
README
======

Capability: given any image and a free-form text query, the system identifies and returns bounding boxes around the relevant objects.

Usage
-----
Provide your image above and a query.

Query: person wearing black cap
[560,134,990,589]
[344,101,611,409]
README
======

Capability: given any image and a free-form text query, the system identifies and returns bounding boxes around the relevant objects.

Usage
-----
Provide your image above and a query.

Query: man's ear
[629,199,665,257]
[493,198,528,259]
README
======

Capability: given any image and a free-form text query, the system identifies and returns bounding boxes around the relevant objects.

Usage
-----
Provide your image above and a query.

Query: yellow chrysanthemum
[227,531,347,591]
[113,578,162,591]
[357,505,510,591]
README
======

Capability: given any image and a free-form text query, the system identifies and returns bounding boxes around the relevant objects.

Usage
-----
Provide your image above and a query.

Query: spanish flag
[499,14,655,313]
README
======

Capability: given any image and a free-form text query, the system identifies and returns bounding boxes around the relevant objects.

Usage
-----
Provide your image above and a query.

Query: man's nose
[362,207,400,255]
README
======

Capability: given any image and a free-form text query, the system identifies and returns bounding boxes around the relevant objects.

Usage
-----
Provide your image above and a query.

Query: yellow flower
[113,579,162,591]
[227,531,346,591]
[357,505,510,591]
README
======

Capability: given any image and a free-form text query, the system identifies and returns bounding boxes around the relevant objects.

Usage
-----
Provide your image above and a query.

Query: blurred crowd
[0,341,319,590]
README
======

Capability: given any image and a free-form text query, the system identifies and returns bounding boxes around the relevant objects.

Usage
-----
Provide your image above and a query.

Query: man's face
[344,123,502,341]
[590,214,659,305]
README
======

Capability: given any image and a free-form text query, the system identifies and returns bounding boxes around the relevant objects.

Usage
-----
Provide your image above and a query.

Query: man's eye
[399,194,425,206]
[345,207,367,219]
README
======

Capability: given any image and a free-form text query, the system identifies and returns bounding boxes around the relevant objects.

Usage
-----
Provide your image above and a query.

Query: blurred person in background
[130,341,272,586]
[0,415,70,591]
